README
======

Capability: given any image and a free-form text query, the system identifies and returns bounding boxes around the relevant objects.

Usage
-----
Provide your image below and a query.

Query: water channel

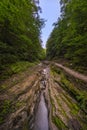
[33,68,49,130]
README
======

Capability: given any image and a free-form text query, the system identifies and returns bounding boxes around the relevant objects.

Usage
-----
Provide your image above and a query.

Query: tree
[0,0,45,67]
[46,0,87,67]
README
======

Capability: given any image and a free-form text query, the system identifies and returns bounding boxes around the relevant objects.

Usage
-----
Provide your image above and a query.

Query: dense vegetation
[46,0,87,67]
[0,0,45,80]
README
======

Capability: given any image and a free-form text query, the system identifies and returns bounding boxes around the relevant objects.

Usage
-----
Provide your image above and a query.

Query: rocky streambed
[0,62,87,130]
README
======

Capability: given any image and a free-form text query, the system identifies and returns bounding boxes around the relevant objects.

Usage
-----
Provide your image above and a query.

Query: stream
[0,63,87,130]
[33,68,49,130]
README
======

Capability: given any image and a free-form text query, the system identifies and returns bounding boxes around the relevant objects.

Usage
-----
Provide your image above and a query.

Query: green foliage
[39,48,46,60]
[15,101,24,108]
[0,100,11,124]
[46,0,87,67]
[10,61,36,74]
[76,91,87,110]
[53,116,68,130]
[60,73,87,112]
[0,0,45,79]
[0,61,38,81]
[0,85,7,92]
[51,65,61,75]
[51,66,87,113]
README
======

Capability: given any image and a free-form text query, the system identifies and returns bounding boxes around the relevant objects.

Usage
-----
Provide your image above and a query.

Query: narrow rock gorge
[0,62,87,130]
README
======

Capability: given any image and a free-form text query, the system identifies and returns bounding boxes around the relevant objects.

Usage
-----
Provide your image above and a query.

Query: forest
[0,0,87,80]
[0,0,45,80]
[46,0,87,69]
[0,0,87,130]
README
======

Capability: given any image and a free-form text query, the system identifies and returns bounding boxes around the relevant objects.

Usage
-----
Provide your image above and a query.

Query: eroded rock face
[0,65,44,130]
[0,63,87,130]
[49,65,87,130]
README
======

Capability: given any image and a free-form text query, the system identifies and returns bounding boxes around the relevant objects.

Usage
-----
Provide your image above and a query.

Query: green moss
[0,61,38,81]
[51,65,61,76]
[51,66,87,129]
[71,108,79,116]
[0,117,4,124]
[55,95,68,118]
[79,117,87,130]
[51,98,56,114]
[60,94,80,116]
[60,73,87,112]
[0,85,7,92]
[49,89,56,114]
[53,116,68,130]
[16,101,24,108]
[0,100,11,124]
[76,91,87,111]
[63,96,80,115]
[52,66,87,113]
[10,61,37,74]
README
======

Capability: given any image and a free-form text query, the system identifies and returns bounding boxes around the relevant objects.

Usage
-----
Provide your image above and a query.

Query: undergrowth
[51,66,87,113]
[0,61,38,82]
[0,100,11,124]
[53,116,68,130]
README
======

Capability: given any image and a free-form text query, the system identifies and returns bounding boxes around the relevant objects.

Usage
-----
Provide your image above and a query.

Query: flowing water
[33,68,49,130]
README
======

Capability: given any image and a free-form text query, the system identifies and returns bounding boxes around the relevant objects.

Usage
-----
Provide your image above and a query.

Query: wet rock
[68,118,82,130]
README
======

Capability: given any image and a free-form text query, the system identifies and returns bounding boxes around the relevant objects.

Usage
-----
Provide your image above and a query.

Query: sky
[39,0,61,48]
